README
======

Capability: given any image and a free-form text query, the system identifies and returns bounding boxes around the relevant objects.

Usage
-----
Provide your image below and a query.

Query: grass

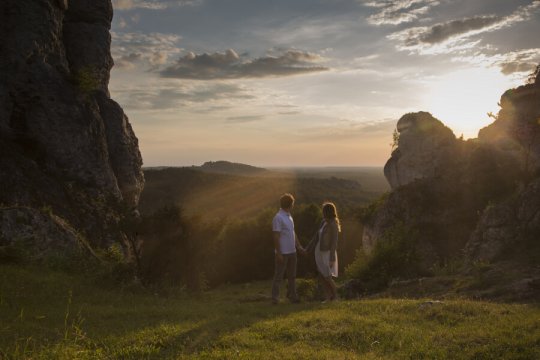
[1,264,539,359]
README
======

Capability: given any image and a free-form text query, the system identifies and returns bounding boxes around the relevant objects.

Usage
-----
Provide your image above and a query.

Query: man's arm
[273,231,284,263]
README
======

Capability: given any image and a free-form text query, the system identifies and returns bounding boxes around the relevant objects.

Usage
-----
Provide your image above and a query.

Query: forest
[136,164,381,290]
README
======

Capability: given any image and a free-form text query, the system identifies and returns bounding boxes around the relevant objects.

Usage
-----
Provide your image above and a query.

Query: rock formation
[467,75,540,263]
[360,70,540,298]
[0,0,144,251]
[384,112,459,189]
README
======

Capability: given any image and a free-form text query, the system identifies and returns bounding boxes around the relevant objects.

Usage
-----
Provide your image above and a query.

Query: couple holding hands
[271,193,340,304]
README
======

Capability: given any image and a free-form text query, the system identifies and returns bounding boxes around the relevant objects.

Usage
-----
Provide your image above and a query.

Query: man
[271,193,305,304]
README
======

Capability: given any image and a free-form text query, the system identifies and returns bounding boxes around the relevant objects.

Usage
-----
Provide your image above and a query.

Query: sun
[422,67,522,139]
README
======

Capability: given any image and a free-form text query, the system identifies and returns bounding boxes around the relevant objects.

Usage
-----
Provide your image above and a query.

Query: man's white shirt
[272,209,296,254]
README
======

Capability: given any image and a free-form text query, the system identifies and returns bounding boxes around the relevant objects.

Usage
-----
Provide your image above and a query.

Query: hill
[199,160,268,175]
[1,264,538,359]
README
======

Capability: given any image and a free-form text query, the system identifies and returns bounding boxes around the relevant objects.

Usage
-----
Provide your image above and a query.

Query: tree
[527,64,540,84]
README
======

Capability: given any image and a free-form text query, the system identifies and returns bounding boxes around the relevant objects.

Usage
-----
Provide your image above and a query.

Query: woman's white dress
[315,227,338,278]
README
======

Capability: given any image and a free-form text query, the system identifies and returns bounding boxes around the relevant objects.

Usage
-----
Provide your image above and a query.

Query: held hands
[298,247,307,257]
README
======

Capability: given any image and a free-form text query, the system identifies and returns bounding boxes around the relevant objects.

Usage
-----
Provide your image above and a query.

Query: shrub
[345,222,423,292]
[70,66,100,94]
[295,278,319,301]
[356,193,388,224]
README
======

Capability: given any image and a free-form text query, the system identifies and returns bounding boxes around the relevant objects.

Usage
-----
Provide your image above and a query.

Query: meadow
[1,264,539,359]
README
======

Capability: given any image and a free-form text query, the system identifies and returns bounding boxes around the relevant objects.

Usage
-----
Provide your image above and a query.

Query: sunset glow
[423,67,522,138]
[109,0,540,166]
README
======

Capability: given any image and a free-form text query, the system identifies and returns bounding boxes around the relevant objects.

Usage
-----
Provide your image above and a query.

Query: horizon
[143,162,386,168]
[109,0,540,167]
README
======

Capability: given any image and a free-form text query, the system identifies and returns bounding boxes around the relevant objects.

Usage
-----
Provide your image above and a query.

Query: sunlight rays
[421,67,522,138]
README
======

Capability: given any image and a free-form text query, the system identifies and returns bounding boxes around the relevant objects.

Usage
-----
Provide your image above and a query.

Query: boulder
[0,206,92,260]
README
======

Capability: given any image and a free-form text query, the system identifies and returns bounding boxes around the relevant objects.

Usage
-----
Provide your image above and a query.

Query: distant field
[268,166,390,193]
[140,165,388,219]
[1,264,539,359]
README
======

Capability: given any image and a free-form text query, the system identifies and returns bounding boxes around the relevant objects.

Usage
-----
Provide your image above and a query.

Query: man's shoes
[289,298,301,304]
[271,299,279,305]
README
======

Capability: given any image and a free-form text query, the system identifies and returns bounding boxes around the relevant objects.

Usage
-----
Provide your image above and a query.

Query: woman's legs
[326,277,337,300]
[318,273,337,301]
[317,273,328,300]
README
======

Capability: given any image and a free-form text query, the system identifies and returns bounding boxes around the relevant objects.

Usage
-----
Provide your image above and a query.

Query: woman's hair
[322,202,341,232]
[280,193,295,209]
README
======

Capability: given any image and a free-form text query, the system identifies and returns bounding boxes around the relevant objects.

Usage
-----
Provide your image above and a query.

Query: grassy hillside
[1,264,539,359]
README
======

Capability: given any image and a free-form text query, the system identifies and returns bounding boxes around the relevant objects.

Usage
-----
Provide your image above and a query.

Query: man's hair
[280,193,295,209]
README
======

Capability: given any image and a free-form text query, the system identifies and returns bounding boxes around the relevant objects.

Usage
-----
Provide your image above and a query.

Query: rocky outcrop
[0,0,144,249]
[466,76,540,263]
[384,112,459,189]
[362,70,540,285]
[478,76,540,177]
[466,178,540,262]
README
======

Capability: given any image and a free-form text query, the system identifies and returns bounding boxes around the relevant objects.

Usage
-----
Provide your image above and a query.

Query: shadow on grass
[94,290,322,358]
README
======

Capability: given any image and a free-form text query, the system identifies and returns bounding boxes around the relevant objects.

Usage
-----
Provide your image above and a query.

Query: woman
[308,202,340,302]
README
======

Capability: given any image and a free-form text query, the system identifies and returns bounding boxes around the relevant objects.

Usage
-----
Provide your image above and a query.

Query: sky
[109,0,540,167]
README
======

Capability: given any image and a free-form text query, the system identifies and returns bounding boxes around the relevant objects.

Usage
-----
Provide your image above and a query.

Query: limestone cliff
[0,0,144,251]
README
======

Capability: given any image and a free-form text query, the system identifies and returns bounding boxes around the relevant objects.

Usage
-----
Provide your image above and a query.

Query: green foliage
[527,64,540,84]
[346,222,424,291]
[1,264,539,359]
[430,257,465,277]
[39,205,54,217]
[140,167,384,220]
[70,66,100,94]
[471,259,492,275]
[291,203,322,244]
[391,127,400,150]
[356,192,388,224]
[138,203,345,289]
[295,278,318,301]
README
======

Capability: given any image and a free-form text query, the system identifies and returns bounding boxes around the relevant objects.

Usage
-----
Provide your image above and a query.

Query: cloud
[452,48,540,75]
[115,53,143,69]
[160,49,329,80]
[111,31,182,70]
[112,82,256,111]
[118,17,128,29]
[363,0,441,25]
[301,118,397,140]
[417,16,500,44]
[226,115,266,123]
[500,61,538,75]
[277,111,301,115]
[113,0,202,10]
[388,1,540,54]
